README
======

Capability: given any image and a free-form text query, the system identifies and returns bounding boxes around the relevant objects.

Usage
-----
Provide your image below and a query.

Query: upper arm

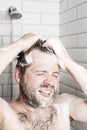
[70,98,87,122]
[59,93,87,122]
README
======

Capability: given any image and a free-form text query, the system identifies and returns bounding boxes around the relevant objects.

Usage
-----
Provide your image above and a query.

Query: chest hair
[18,106,57,130]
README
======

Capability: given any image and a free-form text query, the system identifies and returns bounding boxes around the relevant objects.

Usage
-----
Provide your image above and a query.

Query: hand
[21,33,36,40]
[43,38,72,69]
[19,33,41,51]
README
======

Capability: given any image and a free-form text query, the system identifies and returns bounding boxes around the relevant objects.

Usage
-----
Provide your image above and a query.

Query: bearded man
[0,33,87,130]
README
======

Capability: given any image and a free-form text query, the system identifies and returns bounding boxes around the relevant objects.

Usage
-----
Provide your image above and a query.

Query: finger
[23,35,42,51]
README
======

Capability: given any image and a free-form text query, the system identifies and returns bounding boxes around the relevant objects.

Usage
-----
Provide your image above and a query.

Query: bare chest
[18,108,56,130]
[18,106,70,130]
[3,104,70,130]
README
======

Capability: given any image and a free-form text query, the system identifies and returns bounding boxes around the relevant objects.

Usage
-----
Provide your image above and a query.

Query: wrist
[15,38,25,51]
[64,59,76,71]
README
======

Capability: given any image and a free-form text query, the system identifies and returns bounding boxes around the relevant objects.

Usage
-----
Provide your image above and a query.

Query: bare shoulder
[54,93,78,105]
[0,97,9,124]
[0,97,3,112]
[51,93,79,115]
[0,98,18,121]
[0,97,15,113]
[0,97,10,107]
[0,97,6,109]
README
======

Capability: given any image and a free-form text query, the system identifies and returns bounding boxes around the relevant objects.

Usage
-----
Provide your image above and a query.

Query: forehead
[30,50,58,64]
[26,50,59,72]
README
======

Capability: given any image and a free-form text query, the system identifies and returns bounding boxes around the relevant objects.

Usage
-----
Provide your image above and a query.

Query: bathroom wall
[60,0,87,130]
[0,0,59,100]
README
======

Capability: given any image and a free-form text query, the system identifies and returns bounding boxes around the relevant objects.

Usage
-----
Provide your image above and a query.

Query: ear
[14,68,21,84]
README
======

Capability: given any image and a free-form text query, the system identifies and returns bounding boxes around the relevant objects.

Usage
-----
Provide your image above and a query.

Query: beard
[20,77,56,108]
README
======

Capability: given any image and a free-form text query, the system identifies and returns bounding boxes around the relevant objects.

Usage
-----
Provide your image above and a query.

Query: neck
[16,95,37,112]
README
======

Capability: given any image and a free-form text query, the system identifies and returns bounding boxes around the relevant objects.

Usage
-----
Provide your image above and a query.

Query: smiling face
[19,49,60,108]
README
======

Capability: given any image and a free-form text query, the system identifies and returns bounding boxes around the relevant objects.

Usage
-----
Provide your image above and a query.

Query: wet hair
[16,39,55,75]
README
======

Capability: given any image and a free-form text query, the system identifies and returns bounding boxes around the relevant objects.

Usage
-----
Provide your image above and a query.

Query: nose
[43,76,54,86]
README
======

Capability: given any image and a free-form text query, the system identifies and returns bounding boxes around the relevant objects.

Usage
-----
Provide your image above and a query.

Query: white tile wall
[42,13,59,25]
[68,0,87,9]
[60,0,87,130]
[0,36,1,46]
[12,23,22,36]
[23,1,59,13]
[78,33,87,47]
[3,65,11,73]
[60,71,81,91]
[71,126,76,130]
[0,86,2,97]
[60,0,67,13]
[22,24,59,36]
[1,11,10,24]
[0,24,11,35]
[60,24,67,36]
[60,8,76,24]
[78,2,87,18]
[60,84,76,95]
[0,12,2,23]
[76,90,86,98]
[3,85,11,97]
[68,48,87,62]
[61,35,77,48]
[0,73,11,85]
[22,12,41,24]
[75,122,87,130]
[12,85,19,97]
[0,0,22,11]
[2,36,11,46]
[68,18,87,35]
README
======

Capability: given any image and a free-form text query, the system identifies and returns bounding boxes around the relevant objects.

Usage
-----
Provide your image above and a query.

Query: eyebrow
[34,70,60,74]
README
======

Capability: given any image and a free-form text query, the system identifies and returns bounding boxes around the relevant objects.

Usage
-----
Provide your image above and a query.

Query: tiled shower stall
[0,0,87,130]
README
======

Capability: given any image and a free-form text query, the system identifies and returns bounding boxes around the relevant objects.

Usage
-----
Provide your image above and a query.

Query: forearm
[0,39,24,74]
[0,33,40,74]
[65,59,87,96]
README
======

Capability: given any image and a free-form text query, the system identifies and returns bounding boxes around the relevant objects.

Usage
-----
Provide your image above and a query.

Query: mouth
[38,90,51,98]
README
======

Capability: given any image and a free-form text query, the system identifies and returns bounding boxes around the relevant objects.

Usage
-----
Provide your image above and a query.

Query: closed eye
[36,73,44,75]
[35,71,46,76]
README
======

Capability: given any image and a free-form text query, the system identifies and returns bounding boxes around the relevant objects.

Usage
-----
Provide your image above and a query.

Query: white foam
[47,38,66,70]
[25,53,33,64]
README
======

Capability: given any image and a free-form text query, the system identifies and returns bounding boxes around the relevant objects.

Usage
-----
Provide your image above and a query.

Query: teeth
[42,91,50,93]
[39,90,50,94]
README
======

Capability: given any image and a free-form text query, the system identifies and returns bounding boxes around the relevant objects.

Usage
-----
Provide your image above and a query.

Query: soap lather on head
[16,39,56,75]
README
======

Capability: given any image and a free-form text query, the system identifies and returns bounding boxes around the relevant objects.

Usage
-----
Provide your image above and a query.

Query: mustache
[40,84,54,90]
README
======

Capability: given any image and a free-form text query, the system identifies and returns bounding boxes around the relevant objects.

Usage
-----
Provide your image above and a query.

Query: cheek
[25,74,44,88]
[32,75,45,86]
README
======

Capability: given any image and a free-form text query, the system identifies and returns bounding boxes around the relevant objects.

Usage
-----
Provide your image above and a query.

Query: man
[0,33,87,130]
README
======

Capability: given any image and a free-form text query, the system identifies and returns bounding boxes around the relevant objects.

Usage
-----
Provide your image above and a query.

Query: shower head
[8,6,22,19]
